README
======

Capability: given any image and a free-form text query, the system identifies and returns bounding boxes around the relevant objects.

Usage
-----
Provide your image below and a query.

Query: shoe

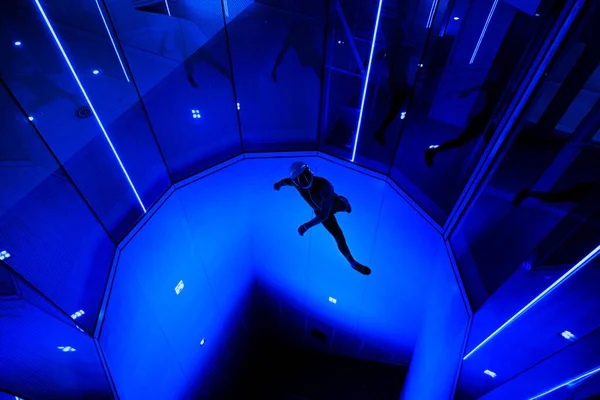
[351,262,371,275]
[424,147,437,167]
[512,189,530,207]
[374,131,386,146]
[339,196,352,213]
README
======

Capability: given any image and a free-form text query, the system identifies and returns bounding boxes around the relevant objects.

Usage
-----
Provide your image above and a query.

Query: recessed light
[14,41,22,47]
[0,250,11,261]
[58,346,76,352]
[484,370,497,378]
[191,109,201,119]
[71,310,85,320]
[200,338,206,346]
[92,69,100,75]
[535,13,540,17]
[28,116,34,121]
[561,330,576,341]
[175,280,184,295]
[328,296,337,304]
[453,16,459,20]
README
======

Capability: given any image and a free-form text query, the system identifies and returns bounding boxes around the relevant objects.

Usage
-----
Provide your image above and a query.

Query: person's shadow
[134,0,233,88]
[271,18,323,83]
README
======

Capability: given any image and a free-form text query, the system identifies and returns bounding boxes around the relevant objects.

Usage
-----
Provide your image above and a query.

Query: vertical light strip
[528,366,600,399]
[34,0,146,213]
[426,0,439,28]
[93,0,130,82]
[165,0,172,16]
[469,0,499,64]
[351,0,384,162]
[464,243,600,360]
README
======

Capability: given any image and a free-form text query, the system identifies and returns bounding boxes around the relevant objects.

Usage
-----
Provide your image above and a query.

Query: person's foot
[424,145,439,167]
[374,130,386,146]
[512,189,530,207]
[339,196,352,213]
[187,74,199,88]
[351,261,371,275]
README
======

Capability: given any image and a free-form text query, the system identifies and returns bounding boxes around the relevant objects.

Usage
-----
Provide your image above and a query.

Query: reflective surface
[0,263,112,399]
[455,1,600,398]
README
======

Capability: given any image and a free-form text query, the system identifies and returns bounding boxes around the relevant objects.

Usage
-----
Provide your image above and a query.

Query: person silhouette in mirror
[271,19,322,82]
[273,162,371,275]
[372,26,417,146]
[424,73,505,166]
[512,182,598,207]
[133,0,232,88]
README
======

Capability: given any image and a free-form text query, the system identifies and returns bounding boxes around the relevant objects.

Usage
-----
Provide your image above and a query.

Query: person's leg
[332,195,351,214]
[425,110,490,166]
[373,85,408,146]
[513,182,597,206]
[321,215,371,275]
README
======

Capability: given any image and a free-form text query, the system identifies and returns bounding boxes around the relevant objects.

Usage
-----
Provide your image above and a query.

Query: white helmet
[289,161,314,189]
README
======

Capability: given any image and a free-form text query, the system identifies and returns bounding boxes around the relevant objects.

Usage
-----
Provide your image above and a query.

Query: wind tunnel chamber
[1,0,599,399]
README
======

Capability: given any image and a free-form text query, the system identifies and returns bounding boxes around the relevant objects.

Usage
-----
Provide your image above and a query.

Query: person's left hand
[298,224,309,236]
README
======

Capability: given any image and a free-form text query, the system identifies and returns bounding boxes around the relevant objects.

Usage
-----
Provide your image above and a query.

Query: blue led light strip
[351,0,384,162]
[464,243,600,360]
[469,0,499,64]
[93,0,130,82]
[165,0,172,16]
[34,0,146,213]
[528,366,600,399]
[426,0,439,28]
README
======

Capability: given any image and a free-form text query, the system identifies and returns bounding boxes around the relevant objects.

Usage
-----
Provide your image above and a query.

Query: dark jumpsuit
[277,177,355,263]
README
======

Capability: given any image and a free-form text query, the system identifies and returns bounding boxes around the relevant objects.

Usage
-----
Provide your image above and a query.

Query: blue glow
[28,116,34,121]
[528,366,600,400]
[34,0,146,213]
[453,16,459,20]
[93,0,130,82]
[351,0,384,162]
[464,243,600,360]
[200,338,206,346]
[469,0,499,64]
[93,69,100,75]
[165,0,172,16]
[14,41,22,46]
[426,0,439,28]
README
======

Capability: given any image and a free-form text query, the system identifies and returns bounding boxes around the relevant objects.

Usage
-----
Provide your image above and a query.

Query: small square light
[561,330,576,341]
[453,16,459,20]
[175,280,184,295]
[328,297,337,304]
[484,370,497,378]
[0,250,11,261]
[200,338,206,346]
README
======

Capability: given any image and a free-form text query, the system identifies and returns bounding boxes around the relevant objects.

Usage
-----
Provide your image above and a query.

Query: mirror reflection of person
[424,74,505,167]
[273,162,371,275]
[271,19,323,82]
[133,0,232,88]
[512,181,598,207]
[372,27,418,146]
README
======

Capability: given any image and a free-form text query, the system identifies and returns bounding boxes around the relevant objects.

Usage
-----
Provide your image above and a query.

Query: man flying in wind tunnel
[273,162,372,276]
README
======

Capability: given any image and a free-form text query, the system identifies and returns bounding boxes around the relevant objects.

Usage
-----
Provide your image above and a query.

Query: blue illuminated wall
[98,155,458,398]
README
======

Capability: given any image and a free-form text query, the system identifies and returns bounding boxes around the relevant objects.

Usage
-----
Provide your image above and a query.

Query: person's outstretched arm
[273,178,293,190]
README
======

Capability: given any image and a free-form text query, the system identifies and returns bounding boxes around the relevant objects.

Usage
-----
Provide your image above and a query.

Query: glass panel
[457,251,600,398]
[103,0,242,181]
[227,1,326,151]
[0,82,115,332]
[0,263,112,399]
[387,0,565,224]
[451,4,600,311]
[0,1,158,240]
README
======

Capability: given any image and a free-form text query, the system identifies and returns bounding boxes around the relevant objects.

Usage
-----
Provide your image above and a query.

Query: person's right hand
[273,182,280,191]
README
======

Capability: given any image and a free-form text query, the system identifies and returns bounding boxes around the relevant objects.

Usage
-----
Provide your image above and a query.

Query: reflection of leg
[425,111,489,167]
[513,182,596,206]
[373,88,407,146]
[197,48,232,82]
